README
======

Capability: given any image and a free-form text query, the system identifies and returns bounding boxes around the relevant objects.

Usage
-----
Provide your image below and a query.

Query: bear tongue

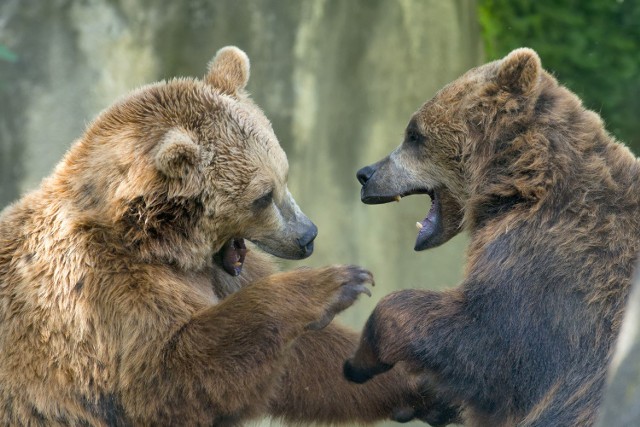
[222,238,247,276]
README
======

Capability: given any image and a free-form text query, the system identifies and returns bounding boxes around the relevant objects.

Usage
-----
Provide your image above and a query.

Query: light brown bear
[346,48,640,426]
[0,47,443,426]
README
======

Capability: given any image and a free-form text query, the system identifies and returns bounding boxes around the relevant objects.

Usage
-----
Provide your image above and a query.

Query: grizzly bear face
[155,47,318,271]
[357,48,543,251]
[69,47,317,274]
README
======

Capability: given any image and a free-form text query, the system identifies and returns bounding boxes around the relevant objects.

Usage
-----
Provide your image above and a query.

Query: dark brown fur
[0,47,437,426]
[348,48,640,426]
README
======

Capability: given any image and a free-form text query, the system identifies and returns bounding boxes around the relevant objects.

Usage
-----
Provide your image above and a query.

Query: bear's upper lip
[361,188,433,205]
[361,187,446,251]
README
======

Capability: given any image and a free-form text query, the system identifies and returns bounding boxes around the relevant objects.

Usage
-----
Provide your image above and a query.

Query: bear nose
[297,223,318,249]
[357,165,376,186]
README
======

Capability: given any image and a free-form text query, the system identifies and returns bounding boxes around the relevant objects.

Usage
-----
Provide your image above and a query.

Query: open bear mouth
[381,188,444,251]
[214,238,247,276]
[414,189,443,251]
[361,181,462,251]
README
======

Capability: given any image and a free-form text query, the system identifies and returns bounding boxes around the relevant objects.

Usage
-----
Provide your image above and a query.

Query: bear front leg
[345,289,450,381]
[137,265,373,425]
[344,288,465,425]
[268,322,461,425]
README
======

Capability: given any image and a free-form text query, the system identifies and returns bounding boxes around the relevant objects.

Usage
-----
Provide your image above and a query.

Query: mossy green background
[478,0,640,153]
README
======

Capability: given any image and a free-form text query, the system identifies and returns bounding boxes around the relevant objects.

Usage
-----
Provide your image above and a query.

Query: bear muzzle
[296,225,318,258]
[248,218,318,261]
[356,160,463,251]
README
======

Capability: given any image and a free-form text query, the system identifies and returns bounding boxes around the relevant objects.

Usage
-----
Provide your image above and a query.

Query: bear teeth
[416,222,423,230]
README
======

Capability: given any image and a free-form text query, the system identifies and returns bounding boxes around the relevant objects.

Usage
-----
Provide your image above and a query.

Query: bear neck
[465,77,640,233]
[112,193,215,271]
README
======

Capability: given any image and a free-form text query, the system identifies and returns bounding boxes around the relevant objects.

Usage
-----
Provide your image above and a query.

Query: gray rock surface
[597,265,640,427]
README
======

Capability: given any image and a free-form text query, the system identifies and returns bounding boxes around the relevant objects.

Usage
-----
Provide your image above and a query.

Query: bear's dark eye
[407,129,420,143]
[253,190,274,210]
[405,122,424,146]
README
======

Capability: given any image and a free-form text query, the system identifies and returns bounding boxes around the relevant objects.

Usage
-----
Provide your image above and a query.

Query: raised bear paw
[305,265,374,331]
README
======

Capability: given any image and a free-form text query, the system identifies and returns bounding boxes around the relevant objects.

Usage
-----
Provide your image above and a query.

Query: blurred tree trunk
[0,1,479,424]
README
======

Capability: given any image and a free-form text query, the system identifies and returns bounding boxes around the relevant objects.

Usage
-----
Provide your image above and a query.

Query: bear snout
[357,169,399,205]
[296,223,318,257]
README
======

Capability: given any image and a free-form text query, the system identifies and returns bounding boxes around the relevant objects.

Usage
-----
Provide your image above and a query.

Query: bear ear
[497,48,541,94]
[205,46,250,96]
[155,128,201,178]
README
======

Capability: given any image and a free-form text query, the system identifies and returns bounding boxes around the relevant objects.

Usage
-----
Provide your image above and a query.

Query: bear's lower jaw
[360,188,432,205]
[358,184,460,251]
[415,190,443,251]
[414,187,464,251]
[214,238,247,276]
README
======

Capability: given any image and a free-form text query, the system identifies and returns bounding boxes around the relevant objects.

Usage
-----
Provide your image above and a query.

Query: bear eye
[253,190,274,210]
[405,125,424,145]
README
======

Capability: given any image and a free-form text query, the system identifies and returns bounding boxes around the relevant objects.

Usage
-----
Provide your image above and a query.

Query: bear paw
[306,266,374,331]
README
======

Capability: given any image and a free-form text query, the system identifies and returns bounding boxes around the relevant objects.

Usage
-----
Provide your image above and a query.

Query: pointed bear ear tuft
[155,128,201,178]
[497,48,541,94]
[204,46,250,96]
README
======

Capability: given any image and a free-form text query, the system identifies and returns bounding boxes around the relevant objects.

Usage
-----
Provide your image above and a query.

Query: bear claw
[306,266,373,331]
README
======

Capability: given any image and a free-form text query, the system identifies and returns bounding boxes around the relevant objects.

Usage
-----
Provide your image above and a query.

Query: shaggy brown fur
[347,48,640,426]
[0,47,442,426]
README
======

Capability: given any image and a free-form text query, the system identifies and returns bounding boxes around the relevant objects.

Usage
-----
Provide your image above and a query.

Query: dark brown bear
[0,46,441,426]
[347,48,640,426]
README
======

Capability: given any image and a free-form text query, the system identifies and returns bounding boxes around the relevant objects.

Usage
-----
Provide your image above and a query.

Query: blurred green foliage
[478,0,640,153]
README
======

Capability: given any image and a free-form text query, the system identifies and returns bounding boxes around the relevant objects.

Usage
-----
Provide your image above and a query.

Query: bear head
[61,46,317,273]
[357,48,549,251]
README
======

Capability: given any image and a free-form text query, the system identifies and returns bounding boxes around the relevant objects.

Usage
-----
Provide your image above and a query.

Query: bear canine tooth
[394,195,401,202]
[416,222,423,230]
